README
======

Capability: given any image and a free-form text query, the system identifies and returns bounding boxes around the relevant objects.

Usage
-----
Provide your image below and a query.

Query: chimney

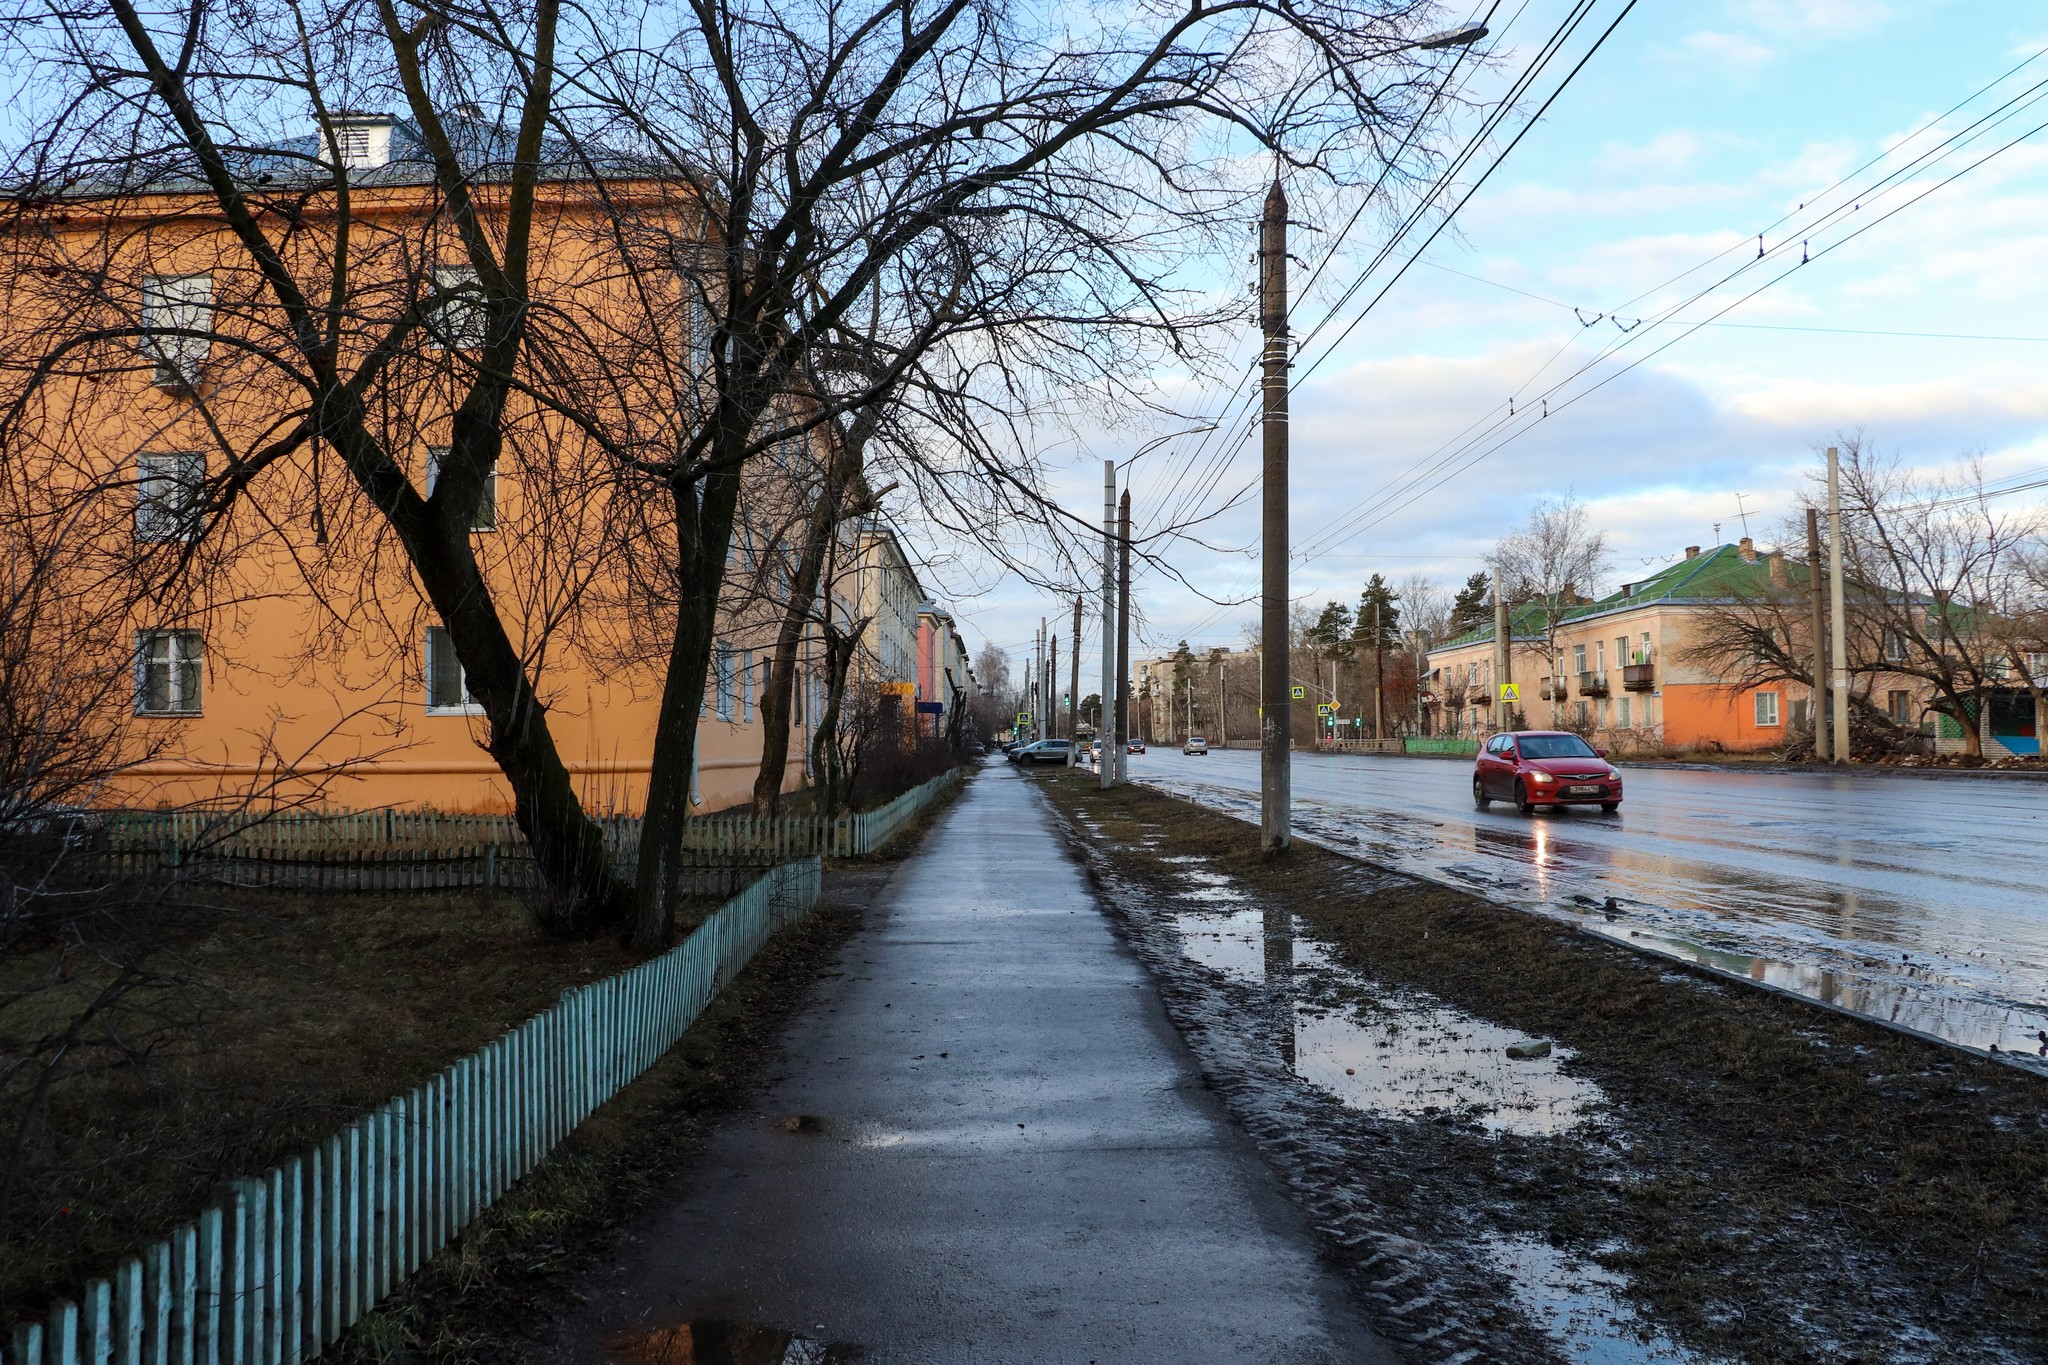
[1684,545,1701,560]
[1768,552,1787,586]
[1738,536,1757,562]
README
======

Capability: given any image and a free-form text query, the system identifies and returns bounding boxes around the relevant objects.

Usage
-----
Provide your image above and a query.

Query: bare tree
[1495,493,1610,725]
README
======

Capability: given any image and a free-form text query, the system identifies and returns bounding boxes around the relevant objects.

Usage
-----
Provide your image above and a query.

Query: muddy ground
[1035,768,2048,1365]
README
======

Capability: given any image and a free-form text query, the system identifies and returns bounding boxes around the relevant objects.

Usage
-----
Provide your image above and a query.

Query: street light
[1416,22,1488,49]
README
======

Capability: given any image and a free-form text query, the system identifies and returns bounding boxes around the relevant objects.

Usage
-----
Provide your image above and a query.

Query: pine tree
[1448,571,1492,637]
[1353,574,1402,650]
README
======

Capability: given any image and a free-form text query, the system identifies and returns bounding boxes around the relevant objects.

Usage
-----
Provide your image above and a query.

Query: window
[1639,632,1652,664]
[1616,637,1629,669]
[424,447,498,530]
[136,452,205,541]
[135,630,202,714]
[741,648,755,721]
[430,265,487,349]
[1883,629,1907,664]
[1618,696,1631,728]
[715,642,735,720]
[1888,690,1912,725]
[1595,641,1606,673]
[1641,696,1654,727]
[1754,690,1781,727]
[1791,698,1810,730]
[1572,644,1587,674]
[326,118,391,172]
[686,292,715,383]
[424,626,481,713]
[141,274,212,388]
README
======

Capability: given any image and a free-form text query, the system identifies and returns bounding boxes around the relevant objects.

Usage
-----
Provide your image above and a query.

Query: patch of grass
[1039,769,2048,1361]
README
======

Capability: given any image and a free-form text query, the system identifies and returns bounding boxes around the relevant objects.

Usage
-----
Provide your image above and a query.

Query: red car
[1473,730,1623,814]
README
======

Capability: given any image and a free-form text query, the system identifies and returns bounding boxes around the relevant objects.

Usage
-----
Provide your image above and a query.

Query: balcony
[1577,671,1609,698]
[1442,687,1468,709]
[1540,677,1564,701]
[1622,662,1656,692]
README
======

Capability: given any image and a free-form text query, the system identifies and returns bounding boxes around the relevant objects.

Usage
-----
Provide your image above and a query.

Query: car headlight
[1529,770,1555,783]
[1606,767,1622,781]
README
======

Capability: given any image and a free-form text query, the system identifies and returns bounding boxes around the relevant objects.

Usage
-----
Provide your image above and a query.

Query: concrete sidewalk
[541,764,1393,1364]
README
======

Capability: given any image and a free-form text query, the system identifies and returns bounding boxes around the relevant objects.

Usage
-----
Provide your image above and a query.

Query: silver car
[1182,735,1209,755]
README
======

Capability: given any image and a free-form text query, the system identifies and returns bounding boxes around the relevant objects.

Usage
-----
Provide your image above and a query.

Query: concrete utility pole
[1116,490,1133,784]
[1259,178,1291,852]
[1827,446,1851,763]
[1049,632,1059,740]
[1806,507,1832,761]
[1068,595,1083,767]
[1493,568,1510,733]
[1101,462,1116,788]
[1220,662,1228,746]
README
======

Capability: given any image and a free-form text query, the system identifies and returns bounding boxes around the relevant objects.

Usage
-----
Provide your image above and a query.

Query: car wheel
[1601,801,1620,813]
[1515,780,1536,815]
[1473,776,1490,809]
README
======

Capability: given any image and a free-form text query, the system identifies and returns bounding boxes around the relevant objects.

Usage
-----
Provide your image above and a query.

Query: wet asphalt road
[1132,747,2048,1055]
[540,766,1394,1364]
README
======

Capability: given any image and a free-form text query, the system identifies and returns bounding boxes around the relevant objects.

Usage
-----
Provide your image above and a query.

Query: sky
[931,0,2048,688]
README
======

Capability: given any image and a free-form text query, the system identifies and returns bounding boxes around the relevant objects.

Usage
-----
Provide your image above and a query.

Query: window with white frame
[686,291,715,384]
[1754,690,1781,727]
[424,626,482,713]
[715,641,736,720]
[1638,632,1652,664]
[135,630,203,714]
[141,274,213,388]
[429,265,488,349]
[136,451,205,542]
[424,447,498,530]
[741,648,755,721]
[1618,696,1631,728]
[1573,643,1587,674]
[1883,628,1907,663]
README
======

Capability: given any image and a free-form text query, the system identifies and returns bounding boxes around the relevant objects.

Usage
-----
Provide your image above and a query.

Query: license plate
[1568,785,1602,796]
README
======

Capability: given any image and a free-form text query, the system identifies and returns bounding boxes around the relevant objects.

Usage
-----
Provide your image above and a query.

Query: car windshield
[1518,734,1598,759]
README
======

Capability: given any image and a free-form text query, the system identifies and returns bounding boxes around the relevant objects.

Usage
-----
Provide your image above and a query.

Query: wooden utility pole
[1493,568,1510,732]
[1259,179,1291,851]
[1827,446,1851,763]
[1806,507,1831,761]
[1116,490,1133,784]
[1068,595,1083,766]
[1373,597,1385,740]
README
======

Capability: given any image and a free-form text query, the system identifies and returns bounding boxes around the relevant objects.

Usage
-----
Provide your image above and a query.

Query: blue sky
[940,0,2048,679]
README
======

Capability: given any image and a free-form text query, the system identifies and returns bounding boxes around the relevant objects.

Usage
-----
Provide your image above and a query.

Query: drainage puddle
[603,1319,861,1363]
[1484,1235,1712,1362]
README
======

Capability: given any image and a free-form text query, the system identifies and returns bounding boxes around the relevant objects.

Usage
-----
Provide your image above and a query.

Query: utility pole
[1806,507,1831,761]
[1220,662,1228,747]
[1116,490,1133,784]
[1492,568,1510,734]
[1049,632,1059,741]
[1101,462,1116,787]
[1259,178,1291,852]
[1828,446,1851,763]
[1373,597,1385,741]
[1068,595,1083,767]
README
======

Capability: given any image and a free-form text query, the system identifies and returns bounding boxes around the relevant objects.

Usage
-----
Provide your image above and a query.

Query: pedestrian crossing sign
[1290,685,1306,700]
[1016,711,1032,726]
[1498,683,1520,703]
[1317,702,1337,717]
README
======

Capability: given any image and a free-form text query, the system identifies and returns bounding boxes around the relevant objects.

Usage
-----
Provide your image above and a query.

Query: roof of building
[1432,542,1798,653]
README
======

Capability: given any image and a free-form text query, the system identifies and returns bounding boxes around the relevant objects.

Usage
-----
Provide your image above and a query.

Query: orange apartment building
[1426,539,1937,754]
[1,112,875,816]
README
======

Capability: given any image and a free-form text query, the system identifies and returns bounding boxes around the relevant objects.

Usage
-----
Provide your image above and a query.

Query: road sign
[1016,711,1032,726]
[1498,683,1520,703]
[1290,685,1306,700]
[1316,702,1337,717]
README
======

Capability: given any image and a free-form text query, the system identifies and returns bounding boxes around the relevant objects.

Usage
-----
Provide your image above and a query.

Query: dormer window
[326,115,393,172]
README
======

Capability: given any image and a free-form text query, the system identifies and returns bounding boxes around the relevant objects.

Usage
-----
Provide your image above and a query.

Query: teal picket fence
[2,857,823,1365]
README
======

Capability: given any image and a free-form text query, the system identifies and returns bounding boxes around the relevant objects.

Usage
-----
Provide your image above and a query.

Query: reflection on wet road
[1135,749,2048,1055]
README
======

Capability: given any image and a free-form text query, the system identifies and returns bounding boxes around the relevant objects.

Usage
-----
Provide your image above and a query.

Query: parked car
[1182,736,1208,755]
[1473,730,1622,814]
[1019,739,1072,765]
[1127,739,1146,754]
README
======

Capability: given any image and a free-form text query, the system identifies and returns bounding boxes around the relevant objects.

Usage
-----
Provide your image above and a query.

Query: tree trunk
[631,456,745,950]
[811,628,858,816]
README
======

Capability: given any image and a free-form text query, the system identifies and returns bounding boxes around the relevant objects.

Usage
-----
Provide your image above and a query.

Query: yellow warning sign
[1498,683,1520,703]
[1317,702,1337,717]
[1290,685,1307,700]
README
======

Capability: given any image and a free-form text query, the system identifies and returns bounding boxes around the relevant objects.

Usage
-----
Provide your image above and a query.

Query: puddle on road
[603,1319,861,1363]
[1484,1235,1713,1363]
[1165,903,1603,1135]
